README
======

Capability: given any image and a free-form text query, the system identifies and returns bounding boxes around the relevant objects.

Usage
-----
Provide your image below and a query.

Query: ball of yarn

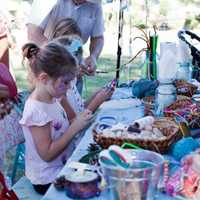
[131,79,158,98]
[170,137,200,161]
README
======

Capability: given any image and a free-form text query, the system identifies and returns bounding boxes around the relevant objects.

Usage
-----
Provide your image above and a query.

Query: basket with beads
[142,95,191,117]
[93,117,182,153]
[174,80,198,97]
[164,99,200,129]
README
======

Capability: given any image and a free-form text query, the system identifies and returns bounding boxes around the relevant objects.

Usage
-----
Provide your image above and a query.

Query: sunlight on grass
[13,54,143,98]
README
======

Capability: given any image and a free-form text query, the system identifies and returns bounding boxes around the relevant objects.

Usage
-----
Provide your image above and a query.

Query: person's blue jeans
[76,77,83,95]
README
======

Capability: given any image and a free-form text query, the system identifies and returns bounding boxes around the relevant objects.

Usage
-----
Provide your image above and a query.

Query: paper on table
[158,49,178,81]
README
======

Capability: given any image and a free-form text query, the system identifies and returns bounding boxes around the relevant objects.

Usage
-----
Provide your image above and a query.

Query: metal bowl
[99,149,164,200]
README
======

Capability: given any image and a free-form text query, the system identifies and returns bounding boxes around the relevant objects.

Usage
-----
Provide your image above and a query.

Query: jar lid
[65,171,98,183]
[159,79,173,84]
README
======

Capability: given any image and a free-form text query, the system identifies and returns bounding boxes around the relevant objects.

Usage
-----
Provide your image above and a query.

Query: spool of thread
[133,116,154,129]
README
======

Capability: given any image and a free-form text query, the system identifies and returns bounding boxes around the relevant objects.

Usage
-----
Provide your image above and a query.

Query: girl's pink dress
[20,98,77,185]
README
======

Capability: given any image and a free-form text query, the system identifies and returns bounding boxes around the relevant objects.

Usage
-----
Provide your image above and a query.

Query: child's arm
[86,87,114,112]
[60,97,76,122]
[29,110,92,162]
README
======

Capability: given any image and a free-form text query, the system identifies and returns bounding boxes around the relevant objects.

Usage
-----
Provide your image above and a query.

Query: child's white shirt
[20,98,76,185]
[66,79,84,114]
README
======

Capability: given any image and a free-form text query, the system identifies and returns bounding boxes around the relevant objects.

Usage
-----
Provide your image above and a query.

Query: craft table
[42,88,191,200]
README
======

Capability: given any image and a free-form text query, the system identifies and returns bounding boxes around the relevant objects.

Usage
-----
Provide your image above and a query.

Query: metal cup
[99,149,164,200]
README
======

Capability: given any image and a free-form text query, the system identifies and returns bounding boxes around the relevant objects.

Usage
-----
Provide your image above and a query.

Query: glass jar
[155,80,177,116]
[176,62,190,81]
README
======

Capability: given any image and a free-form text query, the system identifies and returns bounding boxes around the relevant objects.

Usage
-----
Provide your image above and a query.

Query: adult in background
[27,0,104,86]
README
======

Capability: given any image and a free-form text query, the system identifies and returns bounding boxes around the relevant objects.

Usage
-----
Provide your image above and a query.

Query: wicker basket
[142,96,191,117]
[93,118,182,154]
[164,99,192,112]
[174,80,198,97]
[164,99,200,129]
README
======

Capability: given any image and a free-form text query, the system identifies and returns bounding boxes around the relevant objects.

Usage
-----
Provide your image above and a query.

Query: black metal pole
[116,0,124,85]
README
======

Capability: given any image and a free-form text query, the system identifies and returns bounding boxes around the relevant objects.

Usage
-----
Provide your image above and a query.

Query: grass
[12,54,143,99]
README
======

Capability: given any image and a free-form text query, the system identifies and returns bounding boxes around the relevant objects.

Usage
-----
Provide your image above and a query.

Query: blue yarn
[170,137,200,161]
[131,79,158,98]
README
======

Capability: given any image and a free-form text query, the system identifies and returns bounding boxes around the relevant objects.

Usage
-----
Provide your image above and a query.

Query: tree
[179,0,200,5]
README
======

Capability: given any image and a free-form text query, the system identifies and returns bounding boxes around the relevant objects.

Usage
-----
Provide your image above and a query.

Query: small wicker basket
[164,99,200,129]
[174,80,198,97]
[93,118,182,154]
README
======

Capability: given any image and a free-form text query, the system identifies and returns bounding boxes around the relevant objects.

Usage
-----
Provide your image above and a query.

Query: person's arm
[86,87,113,112]
[84,5,104,75]
[30,109,92,162]
[84,36,104,75]
[90,36,104,61]
[60,97,76,122]
[27,23,48,45]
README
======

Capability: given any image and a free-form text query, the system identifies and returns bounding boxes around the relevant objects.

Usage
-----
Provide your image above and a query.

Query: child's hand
[86,87,115,112]
[95,87,114,102]
[71,109,93,132]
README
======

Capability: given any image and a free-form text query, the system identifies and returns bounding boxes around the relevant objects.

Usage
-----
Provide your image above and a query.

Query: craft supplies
[176,63,191,81]
[133,116,154,129]
[170,137,200,161]
[166,150,200,198]
[155,80,177,116]
[99,150,117,167]
[98,116,117,125]
[99,149,164,200]
[93,118,180,153]
[54,162,102,199]
[159,42,178,81]
[99,145,132,169]
[64,170,101,199]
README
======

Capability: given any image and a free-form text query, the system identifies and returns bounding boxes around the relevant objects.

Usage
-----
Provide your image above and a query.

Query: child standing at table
[51,18,114,114]
[20,41,92,194]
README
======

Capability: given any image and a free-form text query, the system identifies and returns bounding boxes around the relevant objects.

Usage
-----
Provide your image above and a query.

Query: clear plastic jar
[176,62,190,81]
[155,80,176,116]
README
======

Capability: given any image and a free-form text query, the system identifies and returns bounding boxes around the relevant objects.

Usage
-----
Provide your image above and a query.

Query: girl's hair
[52,18,82,39]
[53,36,83,64]
[22,42,77,79]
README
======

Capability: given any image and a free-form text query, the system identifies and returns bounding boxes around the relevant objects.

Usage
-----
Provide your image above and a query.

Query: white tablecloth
[41,89,186,200]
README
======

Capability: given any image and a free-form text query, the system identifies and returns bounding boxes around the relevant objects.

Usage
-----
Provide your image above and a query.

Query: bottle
[155,80,176,116]
[176,62,190,81]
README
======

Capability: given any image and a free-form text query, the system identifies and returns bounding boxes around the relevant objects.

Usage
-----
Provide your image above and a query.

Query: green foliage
[159,0,170,16]
[184,16,200,29]
[180,0,200,5]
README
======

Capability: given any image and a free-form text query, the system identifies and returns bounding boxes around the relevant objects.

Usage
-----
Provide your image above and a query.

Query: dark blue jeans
[76,77,83,95]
